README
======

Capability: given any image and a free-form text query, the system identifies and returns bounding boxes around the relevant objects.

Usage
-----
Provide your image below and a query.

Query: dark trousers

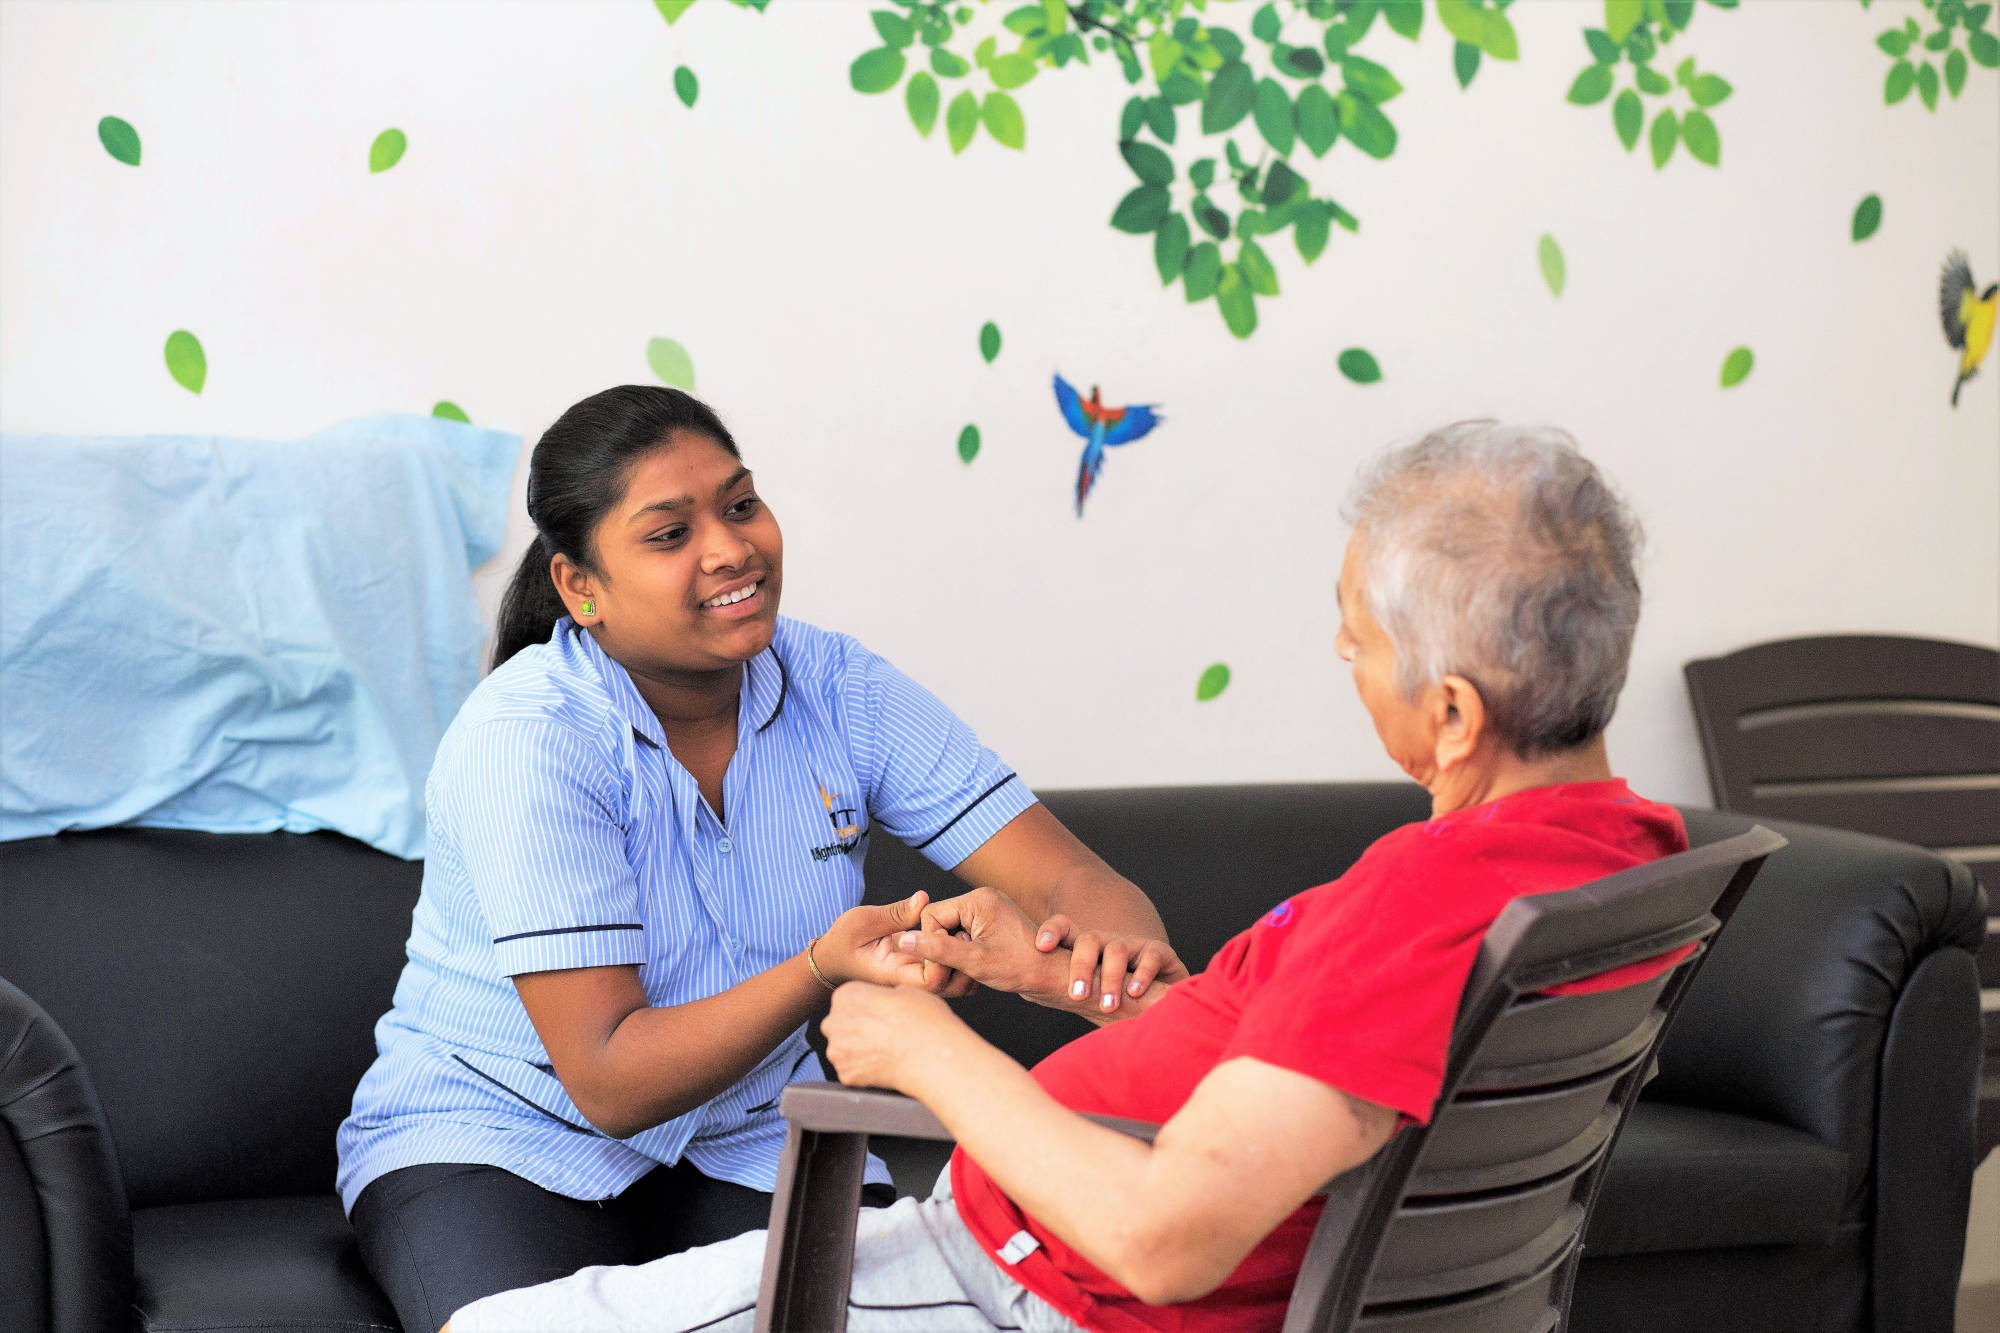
[351,1158,895,1333]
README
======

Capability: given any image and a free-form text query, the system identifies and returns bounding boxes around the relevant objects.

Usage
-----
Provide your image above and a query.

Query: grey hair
[1342,421,1644,757]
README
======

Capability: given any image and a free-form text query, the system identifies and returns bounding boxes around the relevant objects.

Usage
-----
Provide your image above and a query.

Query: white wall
[3,0,1995,807]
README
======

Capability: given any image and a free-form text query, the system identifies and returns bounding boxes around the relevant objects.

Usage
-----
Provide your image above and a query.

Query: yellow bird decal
[1939,250,1998,408]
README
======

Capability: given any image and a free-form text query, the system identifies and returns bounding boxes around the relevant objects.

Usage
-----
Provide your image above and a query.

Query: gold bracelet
[805,936,838,992]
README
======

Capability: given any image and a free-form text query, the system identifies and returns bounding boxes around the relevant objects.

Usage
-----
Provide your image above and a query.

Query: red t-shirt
[950,779,1688,1333]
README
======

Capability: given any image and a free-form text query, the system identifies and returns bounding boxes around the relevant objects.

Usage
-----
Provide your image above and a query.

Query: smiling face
[556,430,783,679]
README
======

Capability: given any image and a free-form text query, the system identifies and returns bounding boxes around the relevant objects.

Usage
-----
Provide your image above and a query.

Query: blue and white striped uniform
[335,616,1036,1212]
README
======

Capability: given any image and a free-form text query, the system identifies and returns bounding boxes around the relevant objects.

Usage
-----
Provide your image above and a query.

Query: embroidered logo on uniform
[1262,899,1295,928]
[810,784,865,861]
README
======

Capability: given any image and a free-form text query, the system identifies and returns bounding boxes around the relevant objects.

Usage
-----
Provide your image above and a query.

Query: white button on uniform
[717,837,734,854]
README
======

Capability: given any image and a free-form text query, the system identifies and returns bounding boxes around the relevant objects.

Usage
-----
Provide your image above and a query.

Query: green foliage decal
[369,129,407,174]
[98,116,141,166]
[164,330,206,394]
[958,424,981,463]
[1720,346,1754,388]
[979,321,1002,362]
[842,0,1407,338]
[1569,0,1733,169]
[1337,347,1381,384]
[1196,662,1231,702]
[1539,233,1565,297]
[433,401,471,423]
[647,336,697,391]
[675,66,700,107]
[1874,0,1996,110]
[655,0,696,22]
[1438,0,1518,90]
[1852,193,1883,241]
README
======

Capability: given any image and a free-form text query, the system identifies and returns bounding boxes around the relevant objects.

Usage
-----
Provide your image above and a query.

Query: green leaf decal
[1253,78,1295,155]
[164,330,206,394]
[1295,202,1332,263]
[1120,97,1147,141]
[1215,266,1257,337]
[98,116,140,166]
[1851,194,1882,241]
[989,53,1038,90]
[931,47,970,77]
[1885,59,1915,103]
[1120,139,1174,185]
[1155,212,1191,284]
[654,0,696,23]
[1634,65,1672,96]
[1296,83,1340,157]
[1337,93,1396,159]
[1110,185,1171,234]
[1916,61,1939,110]
[1262,159,1304,208]
[432,401,470,423]
[1482,9,1518,60]
[1383,0,1423,40]
[1337,348,1381,384]
[981,92,1026,149]
[1584,28,1621,64]
[1649,108,1678,168]
[1342,55,1402,104]
[1945,47,1968,97]
[872,9,914,48]
[957,424,980,464]
[1144,97,1177,143]
[1970,30,2000,67]
[850,48,905,94]
[979,321,1001,363]
[1196,662,1231,702]
[1688,73,1732,107]
[1189,158,1216,191]
[1877,29,1911,57]
[1183,242,1223,302]
[1681,109,1719,165]
[1201,61,1256,134]
[1539,234,1565,297]
[646,336,696,391]
[1454,41,1481,89]
[906,71,939,136]
[1239,240,1280,297]
[946,91,979,153]
[1568,65,1615,105]
[369,128,406,174]
[1720,346,1753,388]
[1438,0,1484,45]
[1605,0,1644,44]
[675,66,700,108]
[1612,89,1643,149]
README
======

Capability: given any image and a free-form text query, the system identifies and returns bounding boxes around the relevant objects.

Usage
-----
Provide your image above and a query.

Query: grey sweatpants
[450,1169,1086,1333]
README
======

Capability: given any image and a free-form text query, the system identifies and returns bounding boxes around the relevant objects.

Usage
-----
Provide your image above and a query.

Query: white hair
[1343,421,1644,756]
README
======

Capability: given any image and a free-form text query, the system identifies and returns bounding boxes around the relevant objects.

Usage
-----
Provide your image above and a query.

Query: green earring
[580,600,596,618]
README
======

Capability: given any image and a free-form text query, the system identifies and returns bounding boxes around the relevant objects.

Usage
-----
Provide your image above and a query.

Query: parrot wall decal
[1053,373,1162,516]
[1939,249,1998,408]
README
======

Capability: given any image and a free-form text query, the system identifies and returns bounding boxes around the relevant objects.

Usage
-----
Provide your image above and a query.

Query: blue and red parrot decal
[1054,373,1162,516]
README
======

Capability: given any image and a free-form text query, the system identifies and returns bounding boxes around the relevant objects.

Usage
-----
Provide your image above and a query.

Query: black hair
[492,385,741,669]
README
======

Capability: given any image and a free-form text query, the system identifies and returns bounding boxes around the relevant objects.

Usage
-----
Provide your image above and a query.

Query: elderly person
[444,422,1689,1333]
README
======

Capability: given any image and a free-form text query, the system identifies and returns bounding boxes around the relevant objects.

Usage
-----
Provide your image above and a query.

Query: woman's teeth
[703,583,758,609]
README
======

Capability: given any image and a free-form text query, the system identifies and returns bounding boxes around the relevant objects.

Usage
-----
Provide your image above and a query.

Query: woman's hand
[815,892,934,988]
[822,981,962,1094]
[1034,913,1190,1018]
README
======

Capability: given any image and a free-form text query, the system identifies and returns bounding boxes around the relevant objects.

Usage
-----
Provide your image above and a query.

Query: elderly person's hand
[899,887,1184,1020]
[822,981,962,1094]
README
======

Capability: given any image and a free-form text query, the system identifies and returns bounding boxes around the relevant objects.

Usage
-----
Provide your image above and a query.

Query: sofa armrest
[0,977,134,1333]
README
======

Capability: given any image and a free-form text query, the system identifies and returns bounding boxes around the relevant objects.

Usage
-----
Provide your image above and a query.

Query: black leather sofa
[1,783,1986,1333]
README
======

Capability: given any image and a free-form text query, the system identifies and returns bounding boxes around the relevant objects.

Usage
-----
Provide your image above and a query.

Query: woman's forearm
[1044,858,1168,939]
[540,952,828,1139]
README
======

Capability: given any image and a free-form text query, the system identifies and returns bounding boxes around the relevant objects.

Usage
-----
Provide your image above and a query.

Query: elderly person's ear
[1431,674,1489,774]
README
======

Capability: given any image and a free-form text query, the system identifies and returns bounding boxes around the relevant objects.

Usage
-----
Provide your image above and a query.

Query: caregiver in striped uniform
[336,385,1182,1333]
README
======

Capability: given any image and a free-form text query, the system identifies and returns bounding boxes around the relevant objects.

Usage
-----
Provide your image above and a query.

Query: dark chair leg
[755,1124,869,1333]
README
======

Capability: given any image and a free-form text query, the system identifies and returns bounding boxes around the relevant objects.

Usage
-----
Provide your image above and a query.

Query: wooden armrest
[780,1081,1160,1144]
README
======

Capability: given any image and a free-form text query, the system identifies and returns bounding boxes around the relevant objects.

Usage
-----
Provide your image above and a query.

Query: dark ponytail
[492,385,741,669]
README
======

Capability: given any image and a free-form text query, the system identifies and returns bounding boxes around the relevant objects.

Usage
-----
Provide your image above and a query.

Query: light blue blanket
[0,415,521,859]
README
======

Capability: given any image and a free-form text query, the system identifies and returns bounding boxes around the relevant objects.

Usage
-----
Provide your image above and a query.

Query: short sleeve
[438,719,650,977]
[841,647,1037,870]
[1222,852,1480,1124]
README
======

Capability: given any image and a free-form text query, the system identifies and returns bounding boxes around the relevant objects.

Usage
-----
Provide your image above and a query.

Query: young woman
[336,385,1182,1333]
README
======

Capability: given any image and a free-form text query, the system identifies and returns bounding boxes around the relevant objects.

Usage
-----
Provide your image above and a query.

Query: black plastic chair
[1684,633,1999,1160]
[754,826,1785,1333]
